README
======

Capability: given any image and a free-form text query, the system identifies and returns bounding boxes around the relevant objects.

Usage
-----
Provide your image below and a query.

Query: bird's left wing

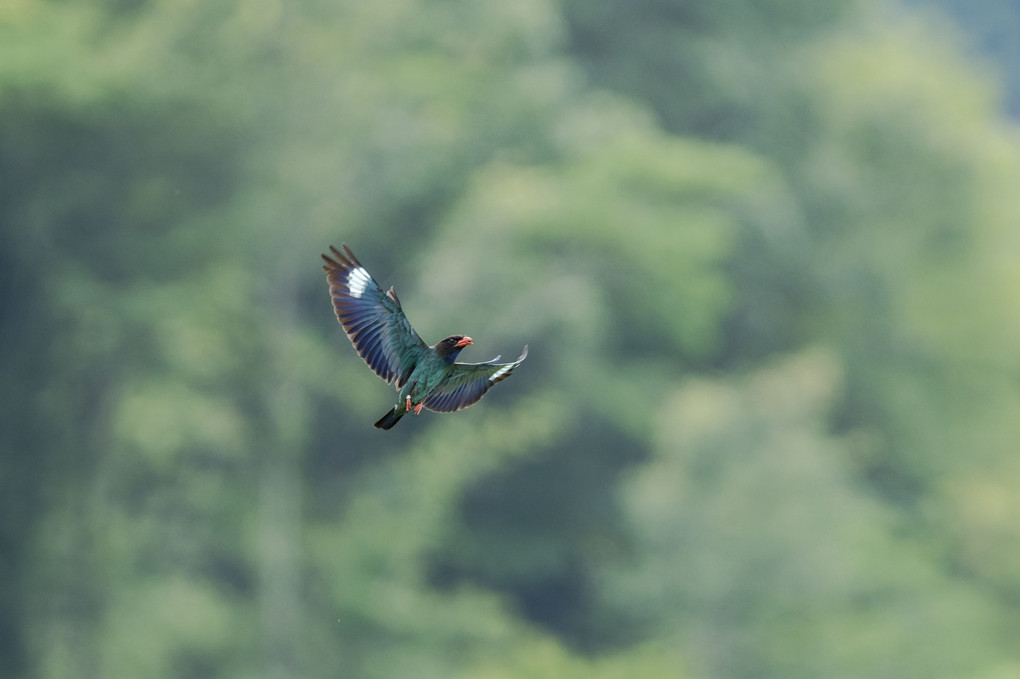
[322,244,426,388]
[422,346,528,413]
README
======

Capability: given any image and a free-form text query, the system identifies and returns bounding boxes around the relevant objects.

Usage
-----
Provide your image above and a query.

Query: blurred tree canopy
[3,0,1020,678]
[905,0,1020,117]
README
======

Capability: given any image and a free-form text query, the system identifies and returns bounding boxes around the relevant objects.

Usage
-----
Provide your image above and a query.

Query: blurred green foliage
[3,0,1020,678]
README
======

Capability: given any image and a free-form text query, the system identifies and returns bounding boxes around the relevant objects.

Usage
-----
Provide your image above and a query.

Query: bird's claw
[413,402,423,415]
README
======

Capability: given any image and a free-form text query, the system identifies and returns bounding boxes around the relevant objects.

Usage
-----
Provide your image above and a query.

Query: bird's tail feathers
[374,407,404,430]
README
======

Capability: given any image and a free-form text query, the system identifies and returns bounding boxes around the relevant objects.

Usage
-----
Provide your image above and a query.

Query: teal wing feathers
[423,346,528,413]
[322,244,426,388]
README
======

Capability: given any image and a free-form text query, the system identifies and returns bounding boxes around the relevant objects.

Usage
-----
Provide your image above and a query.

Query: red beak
[455,336,473,347]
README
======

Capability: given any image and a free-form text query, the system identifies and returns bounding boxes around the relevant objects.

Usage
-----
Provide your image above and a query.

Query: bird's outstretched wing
[423,346,528,413]
[322,244,426,388]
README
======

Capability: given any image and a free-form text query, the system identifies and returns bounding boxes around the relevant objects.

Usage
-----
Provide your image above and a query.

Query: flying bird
[322,244,528,429]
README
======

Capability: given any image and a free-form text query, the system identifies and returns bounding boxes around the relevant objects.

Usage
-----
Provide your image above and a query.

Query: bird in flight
[322,244,528,429]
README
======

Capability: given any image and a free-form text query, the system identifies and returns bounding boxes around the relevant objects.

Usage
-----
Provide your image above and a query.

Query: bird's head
[436,334,473,361]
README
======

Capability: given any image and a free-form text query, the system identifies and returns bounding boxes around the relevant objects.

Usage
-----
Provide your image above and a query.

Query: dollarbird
[322,244,528,429]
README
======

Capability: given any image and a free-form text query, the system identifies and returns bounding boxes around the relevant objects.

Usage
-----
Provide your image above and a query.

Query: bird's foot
[413,402,423,415]
[405,396,412,412]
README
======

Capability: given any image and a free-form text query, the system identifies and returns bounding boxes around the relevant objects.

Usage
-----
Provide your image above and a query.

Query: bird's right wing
[322,244,426,388]
[422,346,528,413]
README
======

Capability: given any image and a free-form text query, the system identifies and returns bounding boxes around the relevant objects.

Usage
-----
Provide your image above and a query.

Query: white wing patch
[490,364,513,383]
[347,267,371,298]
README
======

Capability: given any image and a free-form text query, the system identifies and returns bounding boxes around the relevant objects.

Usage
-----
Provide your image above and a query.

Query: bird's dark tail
[374,407,404,430]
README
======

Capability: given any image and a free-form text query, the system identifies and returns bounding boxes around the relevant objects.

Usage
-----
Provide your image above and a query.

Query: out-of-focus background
[4,0,1020,677]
